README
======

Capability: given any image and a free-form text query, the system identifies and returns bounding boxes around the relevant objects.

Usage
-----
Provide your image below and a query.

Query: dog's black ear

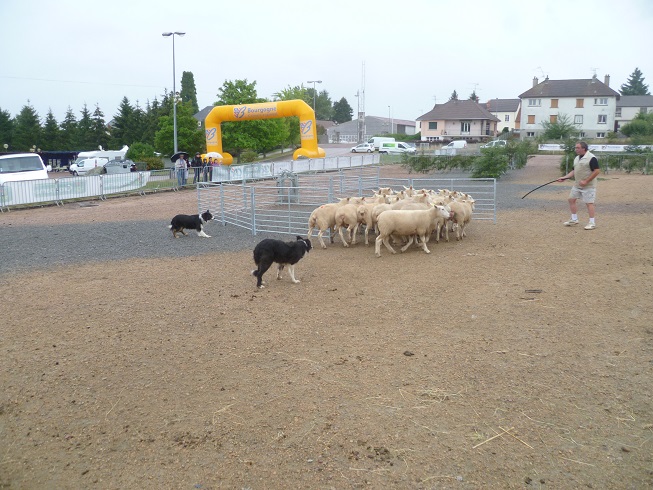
[296,235,303,241]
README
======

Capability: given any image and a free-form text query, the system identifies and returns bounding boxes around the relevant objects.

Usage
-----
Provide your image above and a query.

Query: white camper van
[70,145,129,176]
[0,153,50,185]
[367,137,395,151]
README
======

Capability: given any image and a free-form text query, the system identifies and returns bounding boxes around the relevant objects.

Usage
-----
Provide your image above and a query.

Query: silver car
[351,143,374,153]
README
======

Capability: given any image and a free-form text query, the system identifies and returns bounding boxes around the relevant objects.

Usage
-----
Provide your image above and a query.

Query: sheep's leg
[317,229,327,249]
[382,236,397,254]
[456,222,462,241]
[338,225,349,247]
[350,224,359,245]
[400,235,414,253]
[418,233,431,253]
[375,235,383,257]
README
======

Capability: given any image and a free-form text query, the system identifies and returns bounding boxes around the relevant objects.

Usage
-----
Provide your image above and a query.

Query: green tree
[41,109,61,150]
[620,112,653,137]
[312,90,333,120]
[540,113,579,140]
[449,90,459,101]
[59,107,77,150]
[180,71,199,114]
[75,104,95,150]
[154,102,205,156]
[332,97,353,123]
[91,104,110,151]
[12,102,41,152]
[468,90,479,102]
[0,108,14,150]
[111,97,135,147]
[141,98,162,146]
[620,67,650,96]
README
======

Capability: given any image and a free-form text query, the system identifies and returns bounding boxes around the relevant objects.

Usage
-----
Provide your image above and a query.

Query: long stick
[521,178,568,199]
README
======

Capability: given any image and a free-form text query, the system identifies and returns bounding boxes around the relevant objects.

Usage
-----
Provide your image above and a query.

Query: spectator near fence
[192,152,202,183]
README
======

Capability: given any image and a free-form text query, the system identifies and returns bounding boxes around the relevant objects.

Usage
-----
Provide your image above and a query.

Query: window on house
[596,132,606,138]
[461,122,470,132]
[574,115,583,124]
[526,132,535,137]
[615,108,622,117]
[527,115,535,124]
[576,99,584,108]
[550,115,557,123]
[594,98,608,105]
[528,99,541,107]
[579,132,585,138]
[551,99,558,108]
[429,122,437,130]
[504,115,510,122]
[640,107,648,114]
[598,114,607,124]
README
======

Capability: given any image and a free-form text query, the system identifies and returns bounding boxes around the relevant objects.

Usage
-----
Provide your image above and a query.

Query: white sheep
[307,197,351,249]
[375,205,451,257]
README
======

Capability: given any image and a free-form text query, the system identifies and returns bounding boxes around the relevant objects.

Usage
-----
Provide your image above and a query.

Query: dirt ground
[1,158,652,489]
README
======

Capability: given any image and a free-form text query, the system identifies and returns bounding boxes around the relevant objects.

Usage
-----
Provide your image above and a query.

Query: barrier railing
[0,154,380,211]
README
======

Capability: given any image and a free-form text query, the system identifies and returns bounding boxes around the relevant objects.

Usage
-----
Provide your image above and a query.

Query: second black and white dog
[251,236,312,288]
[168,210,213,238]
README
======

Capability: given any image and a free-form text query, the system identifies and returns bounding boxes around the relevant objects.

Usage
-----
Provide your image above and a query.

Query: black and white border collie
[168,210,213,238]
[251,236,312,288]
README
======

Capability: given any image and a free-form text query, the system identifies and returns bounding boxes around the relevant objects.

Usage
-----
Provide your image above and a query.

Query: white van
[379,141,417,155]
[443,140,468,149]
[367,136,395,150]
[0,153,50,185]
[69,157,109,176]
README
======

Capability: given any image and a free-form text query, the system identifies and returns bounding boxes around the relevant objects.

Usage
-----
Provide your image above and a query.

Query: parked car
[104,159,134,174]
[379,142,416,155]
[351,142,374,153]
[481,139,507,148]
[443,140,468,150]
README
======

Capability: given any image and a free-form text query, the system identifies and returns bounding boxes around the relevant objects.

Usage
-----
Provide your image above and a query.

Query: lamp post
[162,31,185,154]
[388,106,392,134]
[307,80,322,115]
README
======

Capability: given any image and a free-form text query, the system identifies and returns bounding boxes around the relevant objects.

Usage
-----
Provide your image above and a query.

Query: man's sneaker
[584,223,596,230]
[563,220,579,226]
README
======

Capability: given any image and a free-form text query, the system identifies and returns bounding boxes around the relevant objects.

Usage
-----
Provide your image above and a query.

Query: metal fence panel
[199,166,497,238]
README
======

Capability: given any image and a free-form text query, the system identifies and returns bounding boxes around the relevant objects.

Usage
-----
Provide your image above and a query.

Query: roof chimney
[604,74,610,86]
[533,76,539,87]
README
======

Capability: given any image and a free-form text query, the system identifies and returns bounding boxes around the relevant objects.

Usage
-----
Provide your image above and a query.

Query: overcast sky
[1,0,652,124]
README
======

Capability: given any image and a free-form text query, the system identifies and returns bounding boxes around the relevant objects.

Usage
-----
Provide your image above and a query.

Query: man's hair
[577,141,589,151]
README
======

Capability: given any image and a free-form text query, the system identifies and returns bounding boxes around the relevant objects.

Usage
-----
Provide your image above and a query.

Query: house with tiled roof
[485,99,521,133]
[416,99,500,142]
[615,95,653,132]
[518,75,620,139]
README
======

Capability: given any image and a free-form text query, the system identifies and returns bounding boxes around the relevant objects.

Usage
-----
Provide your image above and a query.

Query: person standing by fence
[175,154,187,187]
[192,152,202,183]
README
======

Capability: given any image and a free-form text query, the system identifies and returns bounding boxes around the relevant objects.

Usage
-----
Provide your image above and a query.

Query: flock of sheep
[306,185,476,257]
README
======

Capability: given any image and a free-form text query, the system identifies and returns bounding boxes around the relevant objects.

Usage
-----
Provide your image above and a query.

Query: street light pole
[388,105,392,134]
[306,80,322,115]
[162,31,185,154]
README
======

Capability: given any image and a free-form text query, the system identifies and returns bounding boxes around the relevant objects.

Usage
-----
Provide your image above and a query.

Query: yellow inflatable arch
[204,99,326,165]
